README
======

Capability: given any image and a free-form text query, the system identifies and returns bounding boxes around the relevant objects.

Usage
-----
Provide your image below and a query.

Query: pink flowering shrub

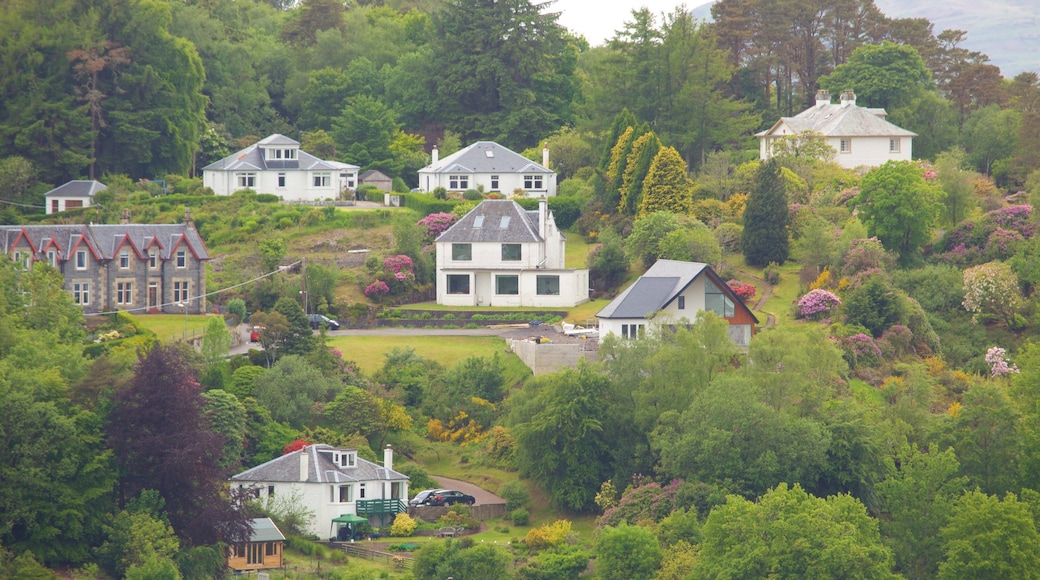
[985,346,1020,377]
[845,333,882,367]
[985,228,1025,260]
[842,237,889,277]
[797,289,841,319]
[727,280,757,301]
[383,255,416,283]
[878,325,913,358]
[596,479,688,528]
[364,280,390,298]
[417,212,458,242]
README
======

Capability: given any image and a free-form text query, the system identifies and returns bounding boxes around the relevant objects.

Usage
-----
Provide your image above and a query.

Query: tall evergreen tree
[598,108,638,171]
[638,146,692,217]
[742,158,789,266]
[618,131,660,216]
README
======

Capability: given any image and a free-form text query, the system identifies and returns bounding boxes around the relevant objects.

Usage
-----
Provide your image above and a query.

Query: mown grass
[325,335,526,378]
[128,313,219,342]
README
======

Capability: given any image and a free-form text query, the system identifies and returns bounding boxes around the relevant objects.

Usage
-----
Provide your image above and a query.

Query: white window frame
[449,175,469,190]
[47,251,56,267]
[76,250,87,270]
[495,275,519,295]
[490,175,499,190]
[176,250,186,269]
[452,243,472,261]
[536,275,560,296]
[447,274,471,295]
[313,172,331,187]
[149,249,158,269]
[174,281,190,304]
[277,173,286,188]
[117,281,133,305]
[501,244,522,261]
[840,139,852,153]
[524,175,544,190]
[237,172,256,188]
[889,138,900,153]
[119,249,130,269]
[73,282,90,305]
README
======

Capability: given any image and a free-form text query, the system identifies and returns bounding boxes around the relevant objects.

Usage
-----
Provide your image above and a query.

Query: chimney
[542,146,549,168]
[184,207,192,224]
[538,196,547,239]
[815,89,830,106]
[383,444,393,472]
[299,449,309,482]
[431,145,439,165]
[120,208,131,224]
[840,90,856,106]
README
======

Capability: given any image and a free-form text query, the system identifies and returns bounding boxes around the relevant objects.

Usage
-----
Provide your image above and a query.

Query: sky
[554,0,711,46]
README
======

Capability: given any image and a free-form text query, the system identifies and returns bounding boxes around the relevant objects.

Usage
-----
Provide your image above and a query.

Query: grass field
[326,334,523,376]
[128,313,219,342]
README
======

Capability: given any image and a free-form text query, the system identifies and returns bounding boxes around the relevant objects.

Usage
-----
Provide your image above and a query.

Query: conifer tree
[599,108,638,171]
[638,146,692,217]
[742,159,789,266]
[618,131,661,215]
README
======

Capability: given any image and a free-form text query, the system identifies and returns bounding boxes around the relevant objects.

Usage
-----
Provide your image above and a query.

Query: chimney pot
[542,146,549,168]
[431,145,439,165]
[815,89,830,106]
[383,444,393,472]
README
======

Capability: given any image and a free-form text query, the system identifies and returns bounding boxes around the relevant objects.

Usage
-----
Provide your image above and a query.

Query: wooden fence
[339,542,413,570]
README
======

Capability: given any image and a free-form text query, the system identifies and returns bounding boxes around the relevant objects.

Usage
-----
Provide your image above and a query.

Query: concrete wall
[509,339,597,376]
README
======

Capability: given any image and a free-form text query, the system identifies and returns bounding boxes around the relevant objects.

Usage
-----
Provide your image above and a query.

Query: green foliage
[587,228,629,293]
[657,224,722,265]
[390,513,418,537]
[638,147,693,217]
[742,159,789,266]
[595,523,662,580]
[511,508,530,527]
[413,541,511,580]
[625,211,684,267]
[843,273,902,337]
[939,490,1040,579]
[515,544,589,580]
[253,355,341,427]
[398,463,439,494]
[854,161,944,265]
[819,41,932,110]
[401,193,457,216]
[226,298,247,324]
[200,389,246,468]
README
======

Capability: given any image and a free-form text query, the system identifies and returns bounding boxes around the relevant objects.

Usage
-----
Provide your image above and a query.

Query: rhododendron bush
[962,261,1021,327]
[797,289,841,319]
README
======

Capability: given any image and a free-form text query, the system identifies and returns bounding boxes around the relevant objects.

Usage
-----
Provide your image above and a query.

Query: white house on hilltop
[44,180,107,214]
[230,444,408,539]
[756,90,916,169]
[417,141,556,197]
[202,134,359,201]
[435,199,588,307]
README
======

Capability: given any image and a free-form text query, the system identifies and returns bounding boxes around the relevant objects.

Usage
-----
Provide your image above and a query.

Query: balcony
[356,498,407,516]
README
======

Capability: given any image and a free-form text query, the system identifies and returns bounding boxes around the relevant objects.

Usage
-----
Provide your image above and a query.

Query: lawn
[326,335,521,376]
[128,313,219,342]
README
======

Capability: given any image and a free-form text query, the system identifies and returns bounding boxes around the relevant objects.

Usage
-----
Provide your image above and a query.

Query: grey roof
[248,518,286,543]
[598,260,707,319]
[359,170,392,182]
[756,101,917,138]
[0,223,209,262]
[231,444,409,484]
[420,141,552,175]
[44,180,107,198]
[436,200,554,244]
[201,134,359,173]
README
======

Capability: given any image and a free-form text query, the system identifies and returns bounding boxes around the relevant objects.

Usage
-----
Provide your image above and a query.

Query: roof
[0,223,209,262]
[201,134,360,173]
[756,101,917,139]
[597,260,707,319]
[248,518,286,543]
[44,180,107,198]
[230,444,409,484]
[420,141,552,175]
[435,199,554,244]
[360,170,392,182]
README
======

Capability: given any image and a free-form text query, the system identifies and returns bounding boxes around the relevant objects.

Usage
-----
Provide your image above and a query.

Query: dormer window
[120,249,130,269]
[340,451,356,468]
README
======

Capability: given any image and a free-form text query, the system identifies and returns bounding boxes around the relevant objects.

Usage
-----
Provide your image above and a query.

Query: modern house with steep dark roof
[597,260,758,346]
[229,517,285,572]
[756,90,916,169]
[230,444,409,539]
[44,180,107,214]
[435,199,588,307]
[202,134,359,200]
[417,141,556,197]
[0,212,209,314]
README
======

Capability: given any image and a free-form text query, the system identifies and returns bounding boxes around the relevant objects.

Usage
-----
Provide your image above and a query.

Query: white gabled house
[44,180,107,214]
[597,260,758,347]
[230,444,408,539]
[756,90,916,169]
[417,141,556,197]
[202,134,359,201]
[435,199,588,307]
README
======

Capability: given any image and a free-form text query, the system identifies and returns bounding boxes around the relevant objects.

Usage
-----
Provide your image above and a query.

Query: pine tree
[742,159,790,266]
[599,108,638,171]
[638,146,692,217]
[618,131,661,215]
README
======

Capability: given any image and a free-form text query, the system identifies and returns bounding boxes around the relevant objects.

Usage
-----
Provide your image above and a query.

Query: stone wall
[509,339,597,376]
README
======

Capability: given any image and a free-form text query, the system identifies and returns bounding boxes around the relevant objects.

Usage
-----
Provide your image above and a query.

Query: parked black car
[425,490,476,507]
[308,314,341,331]
[408,489,443,507]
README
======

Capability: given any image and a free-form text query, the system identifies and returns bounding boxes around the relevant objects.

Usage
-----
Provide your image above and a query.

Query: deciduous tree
[854,161,944,265]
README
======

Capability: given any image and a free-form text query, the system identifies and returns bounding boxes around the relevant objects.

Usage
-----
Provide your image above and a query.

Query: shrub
[525,520,572,551]
[498,481,531,511]
[763,262,781,285]
[511,508,530,526]
[433,186,448,200]
[714,223,743,253]
[463,189,484,200]
[391,513,418,537]
[797,289,841,319]
[727,280,757,301]
[438,504,480,530]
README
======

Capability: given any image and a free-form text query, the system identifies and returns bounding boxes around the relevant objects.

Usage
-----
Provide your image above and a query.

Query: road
[431,476,505,506]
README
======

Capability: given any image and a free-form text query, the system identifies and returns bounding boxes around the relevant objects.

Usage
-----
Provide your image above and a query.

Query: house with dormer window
[230,444,409,539]
[435,199,588,307]
[756,90,916,169]
[417,141,556,197]
[202,134,360,201]
[597,260,758,346]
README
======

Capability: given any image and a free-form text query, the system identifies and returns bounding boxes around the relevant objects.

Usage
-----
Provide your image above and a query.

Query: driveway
[432,476,505,506]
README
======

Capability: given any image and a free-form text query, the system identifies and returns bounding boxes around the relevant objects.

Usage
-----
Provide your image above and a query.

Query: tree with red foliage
[107,345,252,547]
[283,439,311,455]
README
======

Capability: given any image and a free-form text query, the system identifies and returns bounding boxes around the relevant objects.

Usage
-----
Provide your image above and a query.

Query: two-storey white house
[756,90,916,169]
[417,141,556,197]
[202,134,359,201]
[230,444,408,539]
[435,199,588,307]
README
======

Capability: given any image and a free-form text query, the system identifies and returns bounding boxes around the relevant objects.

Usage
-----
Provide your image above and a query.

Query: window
[176,250,186,268]
[502,244,521,261]
[496,275,519,295]
[678,296,685,310]
[447,274,471,294]
[268,485,275,496]
[473,216,485,228]
[247,543,262,565]
[119,249,130,269]
[234,544,245,558]
[174,281,190,303]
[359,483,366,499]
[73,282,89,305]
[339,485,352,503]
[524,175,544,189]
[490,175,499,190]
[76,250,87,270]
[449,175,469,190]
[277,173,286,187]
[237,173,256,188]
[313,172,331,187]
[536,275,560,295]
[266,542,277,557]
[499,216,511,228]
[47,251,56,267]
[149,249,157,269]
[840,139,851,153]
[451,243,472,261]
[340,452,356,468]
[889,138,900,153]
[117,282,133,305]
[12,251,28,269]
[621,324,645,339]
[704,280,735,318]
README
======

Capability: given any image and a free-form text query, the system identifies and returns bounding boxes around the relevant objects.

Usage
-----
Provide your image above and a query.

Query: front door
[148,283,158,312]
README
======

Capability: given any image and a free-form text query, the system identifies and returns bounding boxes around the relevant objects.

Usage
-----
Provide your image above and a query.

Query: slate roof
[248,518,286,543]
[201,134,359,173]
[231,444,409,484]
[0,223,209,262]
[420,141,552,175]
[436,199,559,244]
[597,260,707,319]
[360,170,392,182]
[756,101,917,138]
[44,180,107,198]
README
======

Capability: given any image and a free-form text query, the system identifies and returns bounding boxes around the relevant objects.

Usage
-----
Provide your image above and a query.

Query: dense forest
[5,0,1040,578]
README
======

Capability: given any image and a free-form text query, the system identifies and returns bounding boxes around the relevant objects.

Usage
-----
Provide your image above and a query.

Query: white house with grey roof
[202,134,359,200]
[435,199,588,307]
[756,90,916,169]
[44,180,107,214]
[230,444,408,539]
[597,260,758,346]
[417,141,556,197]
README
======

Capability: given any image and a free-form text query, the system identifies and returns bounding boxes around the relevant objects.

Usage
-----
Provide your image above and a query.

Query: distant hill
[691,0,1039,77]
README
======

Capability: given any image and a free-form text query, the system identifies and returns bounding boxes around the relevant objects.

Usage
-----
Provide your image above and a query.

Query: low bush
[390,513,418,537]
